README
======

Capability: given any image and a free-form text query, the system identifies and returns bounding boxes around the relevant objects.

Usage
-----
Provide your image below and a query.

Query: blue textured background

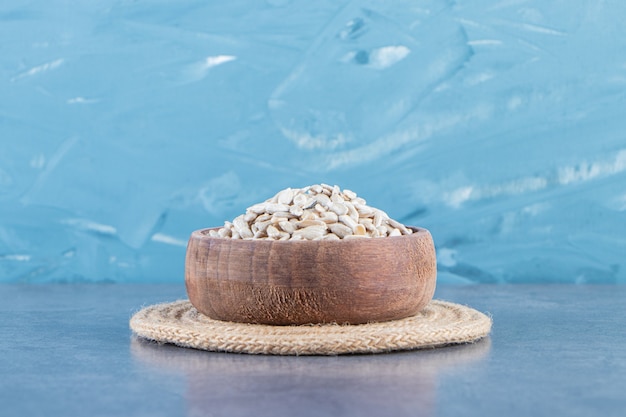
[1,0,625,283]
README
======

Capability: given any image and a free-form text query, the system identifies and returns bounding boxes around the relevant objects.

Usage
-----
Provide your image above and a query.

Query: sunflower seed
[267,225,281,239]
[331,194,345,204]
[289,205,304,217]
[314,193,331,207]
[338,214,358,231]
[301,211,319,221]
[354,223,367,236]
[302,198,317,210]
[278,221,295,234]
[256,213,272,222]
[293,225,327,240]
[344,201,359,222]
[233,215,253,239]
[359,218,375,231]
[293,193,308,206]
[276,188,294,205]
[253,220,272,233]
[272,211,293,219]
[389,228,402,237]
[243,211,258,222]
[320,211,339,224]
[248,203,267,214]
[388,217,410,235]
[354,203,375,216]
[267,203,291,214]
[373,211,384,227]
[328,223,353,238]
[343,189,357,200]
[295,219,327,228]
[328,202,348,216]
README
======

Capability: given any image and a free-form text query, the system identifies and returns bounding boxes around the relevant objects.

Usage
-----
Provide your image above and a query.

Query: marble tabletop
[1,284,624,417]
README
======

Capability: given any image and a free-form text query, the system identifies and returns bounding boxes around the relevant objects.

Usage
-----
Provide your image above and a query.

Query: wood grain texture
[185,227,437,325]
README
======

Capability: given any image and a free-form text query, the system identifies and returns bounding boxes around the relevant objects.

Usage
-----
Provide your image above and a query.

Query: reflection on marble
[131,336,491,417]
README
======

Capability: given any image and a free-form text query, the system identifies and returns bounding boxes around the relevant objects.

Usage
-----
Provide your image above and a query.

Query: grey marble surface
[1,284,624,417]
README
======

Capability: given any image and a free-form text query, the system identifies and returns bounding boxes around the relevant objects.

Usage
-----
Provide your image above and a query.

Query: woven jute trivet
[130,300,491,355]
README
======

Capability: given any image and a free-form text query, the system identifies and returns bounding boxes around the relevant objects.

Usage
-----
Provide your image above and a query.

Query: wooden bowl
[185,227,437,325]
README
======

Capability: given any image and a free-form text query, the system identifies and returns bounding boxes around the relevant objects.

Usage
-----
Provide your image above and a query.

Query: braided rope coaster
[130,300,491,355]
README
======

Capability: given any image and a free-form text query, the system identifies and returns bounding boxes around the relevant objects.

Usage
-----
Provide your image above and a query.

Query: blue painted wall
[2,1,625,283]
